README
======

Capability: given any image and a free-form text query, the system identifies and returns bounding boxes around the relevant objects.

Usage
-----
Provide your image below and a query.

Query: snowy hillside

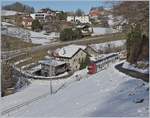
[1,22,59,45]
[1,10,18,16]
[29,31,59,45]
[2,62,149,117]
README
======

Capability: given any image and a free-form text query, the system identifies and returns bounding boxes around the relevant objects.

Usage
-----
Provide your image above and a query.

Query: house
[67,16,90,24]
[39,59,68,77]
[22,16,33,29]
[84,45,99,57]
[76,24,93,36]
[75,16,90,24]
[30,13,51,23]
[52,44,88,71]
[38,8,56,16]
[67,16,74,22]
[89,9,104,19]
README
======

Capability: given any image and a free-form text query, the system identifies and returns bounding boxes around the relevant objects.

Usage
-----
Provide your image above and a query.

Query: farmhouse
[22,16,33,29]
[52,45,88,71]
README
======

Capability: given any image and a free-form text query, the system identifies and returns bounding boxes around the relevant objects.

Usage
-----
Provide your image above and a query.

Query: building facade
[22,16,33,29]
[67,16,90,24]
[39,59,68,77]
[85,46,99,57]
[30,13,50,23]
[53,45,88,71]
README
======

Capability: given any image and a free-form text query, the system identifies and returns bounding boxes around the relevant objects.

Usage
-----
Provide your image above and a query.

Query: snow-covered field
[1,22,59,45]
[1,23,31,42]
[1,10,18,16]
[2,78,71,112]
[29,31,59,45]
[2,61,149,117]
[91,27,119,36]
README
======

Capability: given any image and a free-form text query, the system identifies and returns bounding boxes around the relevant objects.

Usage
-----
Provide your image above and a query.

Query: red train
[88,53,119,74]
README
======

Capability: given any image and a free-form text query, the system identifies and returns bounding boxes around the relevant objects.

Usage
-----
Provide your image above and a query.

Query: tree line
[113,1,149,64]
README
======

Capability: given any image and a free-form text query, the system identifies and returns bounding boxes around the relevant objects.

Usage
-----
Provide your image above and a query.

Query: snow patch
[91,27,119,36]
[122,62,149,74]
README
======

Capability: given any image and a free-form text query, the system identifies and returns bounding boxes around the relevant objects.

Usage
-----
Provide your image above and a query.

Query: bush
[79,56,90,70]
[60,28,82,41]
[31,19,43,31]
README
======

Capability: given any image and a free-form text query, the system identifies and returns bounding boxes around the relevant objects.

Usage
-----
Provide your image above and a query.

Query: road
[2,33,125,61]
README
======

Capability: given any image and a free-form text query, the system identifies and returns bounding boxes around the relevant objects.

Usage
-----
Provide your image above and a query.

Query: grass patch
[15,48,48,68]
[74,33,127,45]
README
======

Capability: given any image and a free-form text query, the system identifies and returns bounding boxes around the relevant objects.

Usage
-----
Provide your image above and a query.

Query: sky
[2,0,113,13]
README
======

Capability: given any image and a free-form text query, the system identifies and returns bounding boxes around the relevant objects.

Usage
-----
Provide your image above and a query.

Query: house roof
[39,59,66,67]
[89,9,102,17]
[87,45,99,53]
[90,53,118,62]
[86,45,99,53]
[55,44,86,58]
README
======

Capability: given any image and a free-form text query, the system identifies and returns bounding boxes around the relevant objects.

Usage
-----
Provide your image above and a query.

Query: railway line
[2,33,125,61]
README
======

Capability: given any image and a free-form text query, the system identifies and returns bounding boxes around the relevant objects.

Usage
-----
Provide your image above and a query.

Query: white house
[67,16,74,22]
[67,16,90,24]
[30,13,50,22]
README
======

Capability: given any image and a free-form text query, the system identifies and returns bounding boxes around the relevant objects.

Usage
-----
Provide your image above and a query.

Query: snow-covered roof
[56,44,86,58]
[29,65,42,74]
[39,59,66,66]
[90,53,118,62]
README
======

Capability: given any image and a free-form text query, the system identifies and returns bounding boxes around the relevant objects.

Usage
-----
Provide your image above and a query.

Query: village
[1,2,127,95]
[1,1,149,117]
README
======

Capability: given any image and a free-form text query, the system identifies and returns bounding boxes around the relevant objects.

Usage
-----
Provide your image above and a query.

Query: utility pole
[48,67,53,95]
[50,77,53,94]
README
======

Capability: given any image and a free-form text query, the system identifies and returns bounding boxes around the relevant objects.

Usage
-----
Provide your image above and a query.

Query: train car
[88,53,119,74]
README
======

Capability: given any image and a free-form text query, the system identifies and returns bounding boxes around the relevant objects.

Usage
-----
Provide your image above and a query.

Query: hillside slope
[3,62,149,117]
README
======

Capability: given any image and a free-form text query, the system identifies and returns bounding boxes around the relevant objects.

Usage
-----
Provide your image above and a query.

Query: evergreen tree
[60,28,82,41]
[31,20,43,31]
